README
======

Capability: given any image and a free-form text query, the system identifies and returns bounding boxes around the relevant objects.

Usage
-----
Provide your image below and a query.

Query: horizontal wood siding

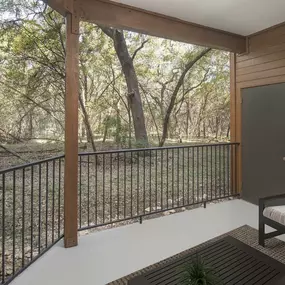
[237,66,285,83]
[236,24,285,86]
[236,59,285,76]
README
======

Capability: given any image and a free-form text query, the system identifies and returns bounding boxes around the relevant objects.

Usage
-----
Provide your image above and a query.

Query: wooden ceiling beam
[47,0,247,53]
[45,0,66,16]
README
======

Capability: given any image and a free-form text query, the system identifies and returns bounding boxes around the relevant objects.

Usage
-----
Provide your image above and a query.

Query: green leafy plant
[180,256,223,285]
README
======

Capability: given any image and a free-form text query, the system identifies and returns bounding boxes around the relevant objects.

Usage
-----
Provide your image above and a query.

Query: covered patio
[1,0,285,284]
[44,0,285,248]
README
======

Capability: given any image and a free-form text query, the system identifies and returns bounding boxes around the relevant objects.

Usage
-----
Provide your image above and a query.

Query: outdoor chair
[259,194,285,247]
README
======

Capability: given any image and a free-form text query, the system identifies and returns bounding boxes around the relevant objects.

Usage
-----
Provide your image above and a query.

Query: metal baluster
[30,166,34,260]
[38,164,42,253]
[137,152,139,216]
[161,149,164,209]
[12,171,16,274]
[215,146,217,199]
[117,153,120,220]
[172,149,174,208]
[149,150,152,211]
[166,149,170,209]
[234,145,238,194]
[202,146,204,202]
[219,145,221,198]
[227,145,230,196]
[182,148,185,206]
[210,146,213,200]
[95,155,98,225]
[79,156,82,228]
[223,145,226,197]
[124,152,127,218]
[58,159,61,237]
[197,147,199,203]
[130,152,133,217]
[2,174,5,283]
[143,151,146,215]
[187,147,190,205]
[206,146,208,202]
[52,159,55,243]
[103,154,106,223]
[87,155,90,226]
[177,148,180,206]
[155,149,158,211]
[22,169,25,267]
[192,148,195,203]
[230,145,234,195]
[45,162,49,246]
[110,153,113,221]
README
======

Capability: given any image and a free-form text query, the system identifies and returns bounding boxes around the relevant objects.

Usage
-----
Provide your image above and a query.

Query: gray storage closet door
[242,83,285,204]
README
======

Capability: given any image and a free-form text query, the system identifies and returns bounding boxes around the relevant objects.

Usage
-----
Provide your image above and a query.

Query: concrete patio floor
[11,199,284,285]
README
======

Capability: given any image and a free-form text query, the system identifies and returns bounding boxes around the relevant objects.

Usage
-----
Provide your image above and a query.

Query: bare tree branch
[159,47,212,146]
[139,83,161,142]
[175,68,210,105]
[131,40,149,61]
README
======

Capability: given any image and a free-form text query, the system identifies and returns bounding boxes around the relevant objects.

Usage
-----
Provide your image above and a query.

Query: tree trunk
[78,94,96,152]
[227,123,230,139]
[215,117,219,139]
[197,123,201,138]
[116,107,121,146]
[203,121,206,138]
[100,27,149,148]
[28,112,33,139]
[185,100,190,140]
[196,89,211,139]
[102,123,108,143]
[80,120,86,142]
[18,120,22,139]
[159,48,211,146]
[140,83,161,145]
[127,103,132,148]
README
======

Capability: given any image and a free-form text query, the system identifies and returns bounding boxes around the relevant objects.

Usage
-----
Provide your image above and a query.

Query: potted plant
[180,256,223,285]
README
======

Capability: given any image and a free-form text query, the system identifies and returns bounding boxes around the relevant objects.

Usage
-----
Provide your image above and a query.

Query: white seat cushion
[263,206,285,226]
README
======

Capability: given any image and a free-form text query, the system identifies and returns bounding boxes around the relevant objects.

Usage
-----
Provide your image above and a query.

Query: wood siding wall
[231,23,285,193]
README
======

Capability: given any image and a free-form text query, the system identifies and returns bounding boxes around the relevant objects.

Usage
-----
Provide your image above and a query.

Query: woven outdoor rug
[108,225,285,285]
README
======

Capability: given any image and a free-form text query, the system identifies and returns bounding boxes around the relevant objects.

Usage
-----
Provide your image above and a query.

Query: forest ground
[0,137,224,169]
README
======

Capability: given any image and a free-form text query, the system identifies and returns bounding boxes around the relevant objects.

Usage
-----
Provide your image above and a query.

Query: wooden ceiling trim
[47,0,247,53]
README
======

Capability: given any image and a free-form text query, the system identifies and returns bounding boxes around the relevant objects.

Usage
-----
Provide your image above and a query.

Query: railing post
[64,11,79,248]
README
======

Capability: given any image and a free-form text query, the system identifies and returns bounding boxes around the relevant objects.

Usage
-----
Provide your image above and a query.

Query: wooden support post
[230,52,241,194]
[230,53,236,143]
[230,53,237,193]
[64,12,79,248]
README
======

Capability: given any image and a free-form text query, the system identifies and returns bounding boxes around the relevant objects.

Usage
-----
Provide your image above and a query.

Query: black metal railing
[0,155,65,285]
[78,142,239,231]
[0,142,239,284]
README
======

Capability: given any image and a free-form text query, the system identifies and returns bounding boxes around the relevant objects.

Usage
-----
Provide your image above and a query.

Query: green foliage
[180,256,223,285]
[0,0,231,146]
